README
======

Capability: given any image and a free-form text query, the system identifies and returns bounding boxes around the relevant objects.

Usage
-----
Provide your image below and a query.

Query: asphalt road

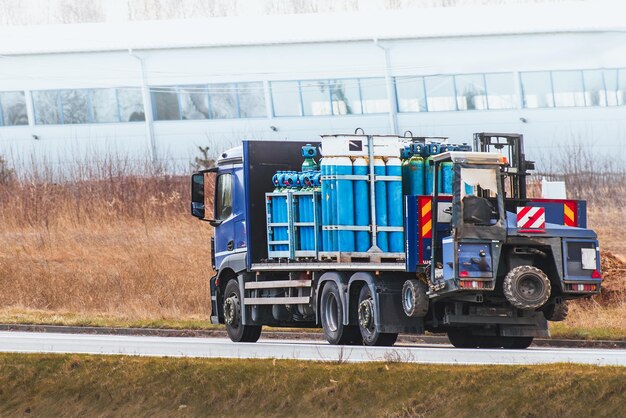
[1,331,625,366]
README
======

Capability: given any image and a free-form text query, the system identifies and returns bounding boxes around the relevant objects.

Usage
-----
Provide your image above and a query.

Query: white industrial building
[0,1,625,169]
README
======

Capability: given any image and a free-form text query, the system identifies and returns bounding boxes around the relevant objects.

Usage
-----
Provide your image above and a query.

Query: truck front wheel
[224,279,262,343]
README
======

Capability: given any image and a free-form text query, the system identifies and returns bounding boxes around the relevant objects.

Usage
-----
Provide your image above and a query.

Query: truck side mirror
[191,173,205,219]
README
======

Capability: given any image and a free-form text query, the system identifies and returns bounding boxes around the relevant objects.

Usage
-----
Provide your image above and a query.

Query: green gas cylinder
[301,143,318,172]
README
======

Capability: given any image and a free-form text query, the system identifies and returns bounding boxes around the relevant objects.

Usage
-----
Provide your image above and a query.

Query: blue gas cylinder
[320,159,330,252]
[328,159,338,251]
[321,158,338,252]
[297,172,309,251]
[311,170,322,252]
[374,158,389,252]
[272,171,281,191]
[353,157,371,252]
[441,161,453,194]
[275,172,289,252]
[386,157,404,253]
[312,171,321,190]
[335,156,355,252]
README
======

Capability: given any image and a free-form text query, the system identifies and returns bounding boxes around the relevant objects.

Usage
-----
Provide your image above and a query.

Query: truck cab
[191,147,248,324]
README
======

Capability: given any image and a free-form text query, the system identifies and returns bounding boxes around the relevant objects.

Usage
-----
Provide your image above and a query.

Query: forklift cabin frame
[430,152,507,284]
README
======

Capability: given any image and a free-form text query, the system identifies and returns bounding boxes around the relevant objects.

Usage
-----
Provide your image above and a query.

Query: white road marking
[0,331,624,366]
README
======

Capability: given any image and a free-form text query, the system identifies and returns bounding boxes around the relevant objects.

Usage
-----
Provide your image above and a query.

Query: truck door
[213,170,236,269]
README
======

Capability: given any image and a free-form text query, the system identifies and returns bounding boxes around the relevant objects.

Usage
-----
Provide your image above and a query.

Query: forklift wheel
[543,301,569,322]
[503,265,551,310]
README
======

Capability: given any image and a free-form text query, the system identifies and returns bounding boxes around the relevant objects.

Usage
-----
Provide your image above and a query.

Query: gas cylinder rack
[318,134,406,263]
[265,134,472,262]
[265,145,322,260]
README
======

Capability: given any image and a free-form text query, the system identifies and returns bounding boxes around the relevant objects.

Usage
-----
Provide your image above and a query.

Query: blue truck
[191,132,602,348]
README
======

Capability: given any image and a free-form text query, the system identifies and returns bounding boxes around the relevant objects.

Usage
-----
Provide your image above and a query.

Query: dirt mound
[596,251,626,304]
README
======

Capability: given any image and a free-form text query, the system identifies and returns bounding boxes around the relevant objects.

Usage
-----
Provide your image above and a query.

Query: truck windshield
[460,167,499,226]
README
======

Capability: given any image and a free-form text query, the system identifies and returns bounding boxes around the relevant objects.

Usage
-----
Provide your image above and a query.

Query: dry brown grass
[0,158,214,322]
[0,219,212,320]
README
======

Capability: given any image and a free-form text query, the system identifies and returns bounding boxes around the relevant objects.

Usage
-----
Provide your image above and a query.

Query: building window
[33,90,61,124]
[485,73,515,109]
[582,70,608,107]
[395,77,427,113]
[117,88,145,122]
[0,91,28,126]
[618,69,626,106]
[271,81,301,116]
[359,78,389,114]
[152,88,181,121]
[238,82,266,118]
[180,86,209,120]
[454,74,487,110]
[60,89,90,124]
[91,89,119,122]
[208,84,239,119]
[520,72,554,108]
[552,70,585,107]
[424,76,456,111]
[330,79,361,115]
[32,88,145,125]
[153,82,267,121]
[600,69,618,106]
[270,77,389,117]
[301,80,331,116]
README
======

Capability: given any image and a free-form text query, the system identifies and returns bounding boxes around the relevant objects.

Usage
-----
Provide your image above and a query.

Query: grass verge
[0,354,624,417]
[549,323,626,341]
[0,307,219,330]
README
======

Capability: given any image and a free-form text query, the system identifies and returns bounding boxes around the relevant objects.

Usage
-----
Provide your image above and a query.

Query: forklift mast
[473,133,535,200]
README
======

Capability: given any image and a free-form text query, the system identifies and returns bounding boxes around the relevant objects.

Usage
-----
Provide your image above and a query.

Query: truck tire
[503,265,551,310]
[543,301,569,322]
[402,279,429,318]
[320,282,361,345]
[447,329,479,348]
[224,279,262,343]
[501,337,534,349]
[357,286,398,346]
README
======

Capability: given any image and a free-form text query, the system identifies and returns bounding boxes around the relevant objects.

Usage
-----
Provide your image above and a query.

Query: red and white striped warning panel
[517,206,545,230]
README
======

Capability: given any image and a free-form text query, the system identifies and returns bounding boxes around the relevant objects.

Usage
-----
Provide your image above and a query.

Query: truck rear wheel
[224,279,262,343]
[447,330,534,349]
[503,265,551,310]
[320,282,361,345]
[357,285,398,346]
[501,337,534,349]
[447,329,480,348]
